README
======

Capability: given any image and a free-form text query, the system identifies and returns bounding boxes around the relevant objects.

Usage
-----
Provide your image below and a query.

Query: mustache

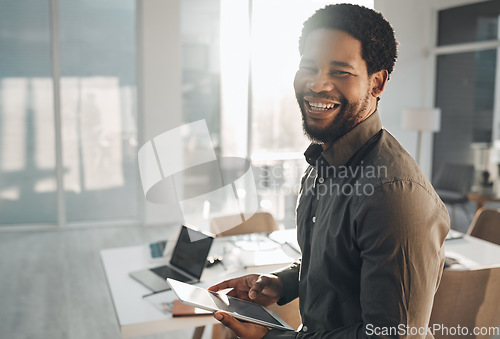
[300,91,342,102]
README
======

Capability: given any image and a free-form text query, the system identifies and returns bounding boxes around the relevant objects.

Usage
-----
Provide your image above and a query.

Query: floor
[0,224,214,339]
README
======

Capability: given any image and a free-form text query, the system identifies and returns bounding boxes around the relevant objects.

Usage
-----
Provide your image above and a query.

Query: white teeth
[308,101,336,110]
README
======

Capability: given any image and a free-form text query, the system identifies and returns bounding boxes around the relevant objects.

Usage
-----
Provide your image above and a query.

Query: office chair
[429,266,500,339]
[467,207,500,246]
[433,162,474,229]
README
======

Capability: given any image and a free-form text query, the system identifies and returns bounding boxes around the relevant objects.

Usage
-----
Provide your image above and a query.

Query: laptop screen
[170,225,214,279]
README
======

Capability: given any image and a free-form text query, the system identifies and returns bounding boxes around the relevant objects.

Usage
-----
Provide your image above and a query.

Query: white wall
[137,0,184,226]
[374,0,485,179]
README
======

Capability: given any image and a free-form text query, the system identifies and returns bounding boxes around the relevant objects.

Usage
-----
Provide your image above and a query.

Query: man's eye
[331,70,350,76]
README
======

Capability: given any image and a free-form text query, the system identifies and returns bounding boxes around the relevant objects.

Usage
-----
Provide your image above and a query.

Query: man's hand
[214,311,268,339]
[208,274,284,306]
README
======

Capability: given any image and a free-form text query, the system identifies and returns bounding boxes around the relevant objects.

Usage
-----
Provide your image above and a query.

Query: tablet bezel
[167,278,294,331]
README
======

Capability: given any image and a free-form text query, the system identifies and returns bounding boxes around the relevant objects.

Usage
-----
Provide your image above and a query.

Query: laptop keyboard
[150,265,191,282]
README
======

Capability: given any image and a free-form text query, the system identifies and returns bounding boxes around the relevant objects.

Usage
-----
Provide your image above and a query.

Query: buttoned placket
[311,163,322,224]
[300,156,325,333]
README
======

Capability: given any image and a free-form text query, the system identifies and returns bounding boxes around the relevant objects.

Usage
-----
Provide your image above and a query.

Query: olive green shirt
[266,111,450,338]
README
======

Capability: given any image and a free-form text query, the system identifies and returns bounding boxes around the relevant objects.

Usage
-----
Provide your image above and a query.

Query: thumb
[214,312,245,336]
[249,275,270,300]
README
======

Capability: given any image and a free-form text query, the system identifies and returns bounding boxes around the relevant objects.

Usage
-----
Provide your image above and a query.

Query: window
[0,1,56,224]
[0,0,138,227]
[438,1,499,46]
[432,0,500,184]
[434,50,497,166]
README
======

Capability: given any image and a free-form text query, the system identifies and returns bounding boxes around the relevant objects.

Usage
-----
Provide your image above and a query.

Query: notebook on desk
[129,225,214,293]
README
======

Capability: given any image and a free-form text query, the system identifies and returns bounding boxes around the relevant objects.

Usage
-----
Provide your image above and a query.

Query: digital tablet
[167,278,294,331]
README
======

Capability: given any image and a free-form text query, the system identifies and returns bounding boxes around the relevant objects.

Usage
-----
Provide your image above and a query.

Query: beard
[299,91,371,144]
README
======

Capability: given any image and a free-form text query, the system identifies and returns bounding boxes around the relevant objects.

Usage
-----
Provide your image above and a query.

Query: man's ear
[370,69,388,99]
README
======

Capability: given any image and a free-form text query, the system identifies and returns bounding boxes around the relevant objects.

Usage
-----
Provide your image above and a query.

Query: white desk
[100,233,298,338]
[444,230,500,268]
[101,230,500,338]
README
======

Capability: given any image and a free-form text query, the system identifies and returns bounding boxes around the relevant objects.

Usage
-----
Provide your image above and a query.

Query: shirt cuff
[272,261,300,306]
[263,329,297,339]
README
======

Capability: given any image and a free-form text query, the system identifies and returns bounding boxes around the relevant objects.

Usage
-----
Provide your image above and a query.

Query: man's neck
[320,109,378,151]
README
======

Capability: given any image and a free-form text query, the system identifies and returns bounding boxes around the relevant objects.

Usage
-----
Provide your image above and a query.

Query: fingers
[214,312,269,339]
[208,274,258,293]
[208,278,238,292]
[208,280,249,301]
[214,312,245,336]
[208,280,247,299]
[209,274,276,303]
[248,275,271,300]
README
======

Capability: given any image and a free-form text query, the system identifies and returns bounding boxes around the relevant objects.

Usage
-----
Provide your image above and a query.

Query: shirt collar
[303,110,383,167]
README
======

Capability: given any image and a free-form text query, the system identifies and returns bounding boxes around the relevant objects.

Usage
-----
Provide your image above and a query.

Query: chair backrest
[467,208,500,246]
[433,163,474,195]
[429,266,500,339]
[210,211,278,237]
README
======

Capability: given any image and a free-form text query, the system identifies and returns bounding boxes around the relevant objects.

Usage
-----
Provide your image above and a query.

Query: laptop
[129,225,214,293]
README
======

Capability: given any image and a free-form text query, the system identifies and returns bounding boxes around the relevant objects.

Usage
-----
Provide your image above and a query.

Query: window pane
[180,0,228,228]
[0,0,57,225]
[181,0,221,140]
[438,0,500,46]
[433,50,497,177]
[58,0,138,222]
[251,0,310,154]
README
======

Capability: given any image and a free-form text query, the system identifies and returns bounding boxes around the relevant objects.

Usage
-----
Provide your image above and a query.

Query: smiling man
[296,28,384,147]
[210,4,450,338]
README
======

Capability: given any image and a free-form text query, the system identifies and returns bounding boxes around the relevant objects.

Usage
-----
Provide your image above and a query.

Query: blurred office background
[3,0,498,233]
[0,0,369,231]
[2,0,500,338]
[1,0,500,234]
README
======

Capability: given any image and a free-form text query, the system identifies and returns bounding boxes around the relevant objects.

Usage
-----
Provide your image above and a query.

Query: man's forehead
[301,29,363,64]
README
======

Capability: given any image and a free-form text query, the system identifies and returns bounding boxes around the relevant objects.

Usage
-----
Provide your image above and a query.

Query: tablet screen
[168,279,284,327]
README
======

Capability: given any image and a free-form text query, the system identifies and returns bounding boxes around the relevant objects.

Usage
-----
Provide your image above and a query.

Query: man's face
[294,29,382,144]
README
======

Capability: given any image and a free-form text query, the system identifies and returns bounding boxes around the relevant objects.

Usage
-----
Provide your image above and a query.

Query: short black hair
[299,4,397,76]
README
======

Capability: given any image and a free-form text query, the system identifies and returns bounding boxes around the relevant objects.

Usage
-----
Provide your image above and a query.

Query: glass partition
[0,0,57,225]
[0,0,138,226]
[59,0,138,222]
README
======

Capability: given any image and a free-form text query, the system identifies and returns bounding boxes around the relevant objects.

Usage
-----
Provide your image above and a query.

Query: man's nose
[306,72,334,93]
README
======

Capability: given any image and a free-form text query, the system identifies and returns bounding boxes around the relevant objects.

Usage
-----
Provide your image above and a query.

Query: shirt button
[318,177,324,184]
[312,216,316,223]
[303,326,308,332]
